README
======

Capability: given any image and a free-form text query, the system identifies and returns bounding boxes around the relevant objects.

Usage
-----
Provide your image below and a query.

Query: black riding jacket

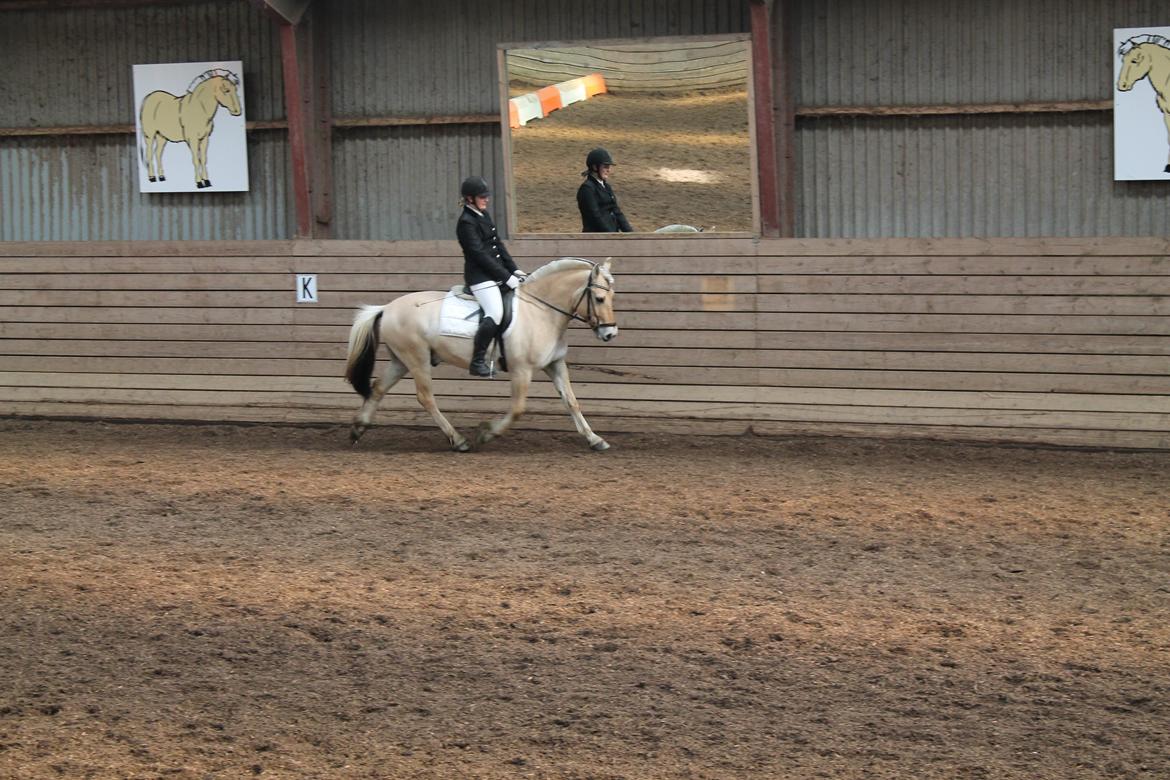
[457,205,518,286]
[577,176,634,233]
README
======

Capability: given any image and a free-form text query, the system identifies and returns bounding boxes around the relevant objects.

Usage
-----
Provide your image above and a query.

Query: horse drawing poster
[133,61,248,193]
[1114,27,1170,181]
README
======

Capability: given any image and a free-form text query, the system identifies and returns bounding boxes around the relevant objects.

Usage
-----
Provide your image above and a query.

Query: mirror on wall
[498,36,757,235]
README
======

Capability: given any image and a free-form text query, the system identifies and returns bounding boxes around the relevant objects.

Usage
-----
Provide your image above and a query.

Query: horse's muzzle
[597,326,618,342]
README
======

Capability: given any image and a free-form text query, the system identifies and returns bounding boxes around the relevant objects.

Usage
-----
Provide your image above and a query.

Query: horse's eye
[594,295,605,303]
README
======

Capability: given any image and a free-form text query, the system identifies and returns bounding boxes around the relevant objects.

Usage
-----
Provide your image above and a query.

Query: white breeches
[470,280,503,322]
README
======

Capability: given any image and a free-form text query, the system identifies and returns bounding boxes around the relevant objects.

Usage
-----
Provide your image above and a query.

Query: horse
[1117,35,1170,172]
[344,257,618,452]
[139,69,242,188]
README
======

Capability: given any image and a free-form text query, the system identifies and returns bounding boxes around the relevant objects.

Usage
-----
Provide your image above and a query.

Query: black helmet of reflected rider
[585,147,615,170]
[460,176,490,199]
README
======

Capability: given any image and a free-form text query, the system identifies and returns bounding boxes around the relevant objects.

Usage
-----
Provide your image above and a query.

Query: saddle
[450,284,516,372]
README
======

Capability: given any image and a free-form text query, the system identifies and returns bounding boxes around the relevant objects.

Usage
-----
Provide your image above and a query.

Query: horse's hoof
[203,180,212,187]
[159,176,166,181]
[349,424,366,445]
[148,176,157,182]
[452,439,472,453]
[590,439,610,452]
[475,422,494,446]
[197,181,206,188]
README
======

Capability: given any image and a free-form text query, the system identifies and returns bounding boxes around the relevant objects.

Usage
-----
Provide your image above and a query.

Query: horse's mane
[187,68,240,93]
[1119,34,1170,57]
[526,256,597,282]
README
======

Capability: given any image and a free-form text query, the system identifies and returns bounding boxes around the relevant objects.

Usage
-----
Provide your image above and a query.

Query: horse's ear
[602,256,613,271]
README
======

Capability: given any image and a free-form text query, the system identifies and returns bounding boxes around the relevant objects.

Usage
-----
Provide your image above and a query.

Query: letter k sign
[296,274,318,303]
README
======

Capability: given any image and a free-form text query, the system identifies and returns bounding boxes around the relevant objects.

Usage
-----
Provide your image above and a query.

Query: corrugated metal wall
[793,0,1170,237]
[0,0,290,240]
[4,0,1169,239]
[327,0,751,239]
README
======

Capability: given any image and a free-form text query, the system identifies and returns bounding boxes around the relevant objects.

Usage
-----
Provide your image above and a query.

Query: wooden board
[2,238,1168,448]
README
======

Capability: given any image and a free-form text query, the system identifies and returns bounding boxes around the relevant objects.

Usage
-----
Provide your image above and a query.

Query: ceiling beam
[0,0,197,10]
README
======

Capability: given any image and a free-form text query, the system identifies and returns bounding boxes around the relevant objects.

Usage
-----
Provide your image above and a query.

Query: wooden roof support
[277,1,332,238]
[750,0,794,237]
[249,0,309,25]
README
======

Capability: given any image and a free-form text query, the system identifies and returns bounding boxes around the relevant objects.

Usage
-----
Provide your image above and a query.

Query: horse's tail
[344,305,385,399]
[138,102,147,169]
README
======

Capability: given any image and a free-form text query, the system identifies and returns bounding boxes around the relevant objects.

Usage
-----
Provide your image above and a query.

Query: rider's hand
[505,274,521,290]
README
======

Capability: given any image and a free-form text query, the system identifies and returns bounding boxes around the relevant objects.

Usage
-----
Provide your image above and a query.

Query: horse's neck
[1149,47,1170,94]
[524,268,589,322]
[184,81,220,121]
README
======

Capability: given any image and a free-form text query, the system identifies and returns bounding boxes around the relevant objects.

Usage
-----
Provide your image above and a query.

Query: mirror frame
[497,34,759,238]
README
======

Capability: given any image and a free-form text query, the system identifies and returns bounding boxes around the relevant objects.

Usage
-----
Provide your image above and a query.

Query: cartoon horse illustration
[1117,34,1170,173]
[139,69,242,188]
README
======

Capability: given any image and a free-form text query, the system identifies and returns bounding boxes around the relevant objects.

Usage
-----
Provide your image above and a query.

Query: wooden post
[750,0,781,237]
[772,0,796,237]
[309,5,333,236]
[280,22,313,238]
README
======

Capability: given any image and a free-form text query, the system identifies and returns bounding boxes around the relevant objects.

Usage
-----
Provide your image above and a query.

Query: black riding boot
[468,316,497,377]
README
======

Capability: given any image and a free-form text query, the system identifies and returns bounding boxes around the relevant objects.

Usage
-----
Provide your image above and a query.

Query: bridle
[519,262,616,331]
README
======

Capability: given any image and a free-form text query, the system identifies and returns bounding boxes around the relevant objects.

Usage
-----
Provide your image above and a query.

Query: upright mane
[526,256,596,282]
[187,68,240,93]
[1119,34,1170,58]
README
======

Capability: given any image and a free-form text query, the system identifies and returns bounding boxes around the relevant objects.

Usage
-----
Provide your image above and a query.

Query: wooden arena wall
[1,238,1167,449]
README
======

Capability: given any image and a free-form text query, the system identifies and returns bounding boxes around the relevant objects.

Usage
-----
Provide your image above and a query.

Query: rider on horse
[456,176,526,377]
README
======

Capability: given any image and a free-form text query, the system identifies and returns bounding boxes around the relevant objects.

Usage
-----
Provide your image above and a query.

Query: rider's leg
[469,281,503,377]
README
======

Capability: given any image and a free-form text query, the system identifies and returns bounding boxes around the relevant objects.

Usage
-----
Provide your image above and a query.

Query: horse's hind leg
[350,351,408,444]
[410,361,471,452]
[543,358,609,451]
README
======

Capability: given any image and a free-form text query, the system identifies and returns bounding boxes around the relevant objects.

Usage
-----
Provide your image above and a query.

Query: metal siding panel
[795,113,1170,238]
[794,0,1170,237]
[0,0,288,240]
[0,134,290,241]
[327,0,750,239]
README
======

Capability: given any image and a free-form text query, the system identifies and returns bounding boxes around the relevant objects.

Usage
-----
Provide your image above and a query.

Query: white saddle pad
[437,288,520,339]
[438,291,481,338]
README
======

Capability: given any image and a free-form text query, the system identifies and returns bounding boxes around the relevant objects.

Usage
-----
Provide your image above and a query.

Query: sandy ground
[509,90,753,234]
[1,417,1168,779]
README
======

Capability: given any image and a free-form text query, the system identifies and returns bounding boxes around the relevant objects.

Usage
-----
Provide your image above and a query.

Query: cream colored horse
[1117,36,1170,172]
[345,258,618,451]
[140,69,242,187]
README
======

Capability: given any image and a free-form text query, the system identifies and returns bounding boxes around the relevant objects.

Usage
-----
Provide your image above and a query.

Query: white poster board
[1114,28,1170,181]
[133,61,249,192]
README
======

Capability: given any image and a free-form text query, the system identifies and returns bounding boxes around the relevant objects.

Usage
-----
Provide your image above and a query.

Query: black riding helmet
[460,176,490,199]
[583,147,615,174]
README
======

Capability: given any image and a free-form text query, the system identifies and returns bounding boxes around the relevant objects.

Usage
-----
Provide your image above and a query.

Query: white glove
[504,274,520,290]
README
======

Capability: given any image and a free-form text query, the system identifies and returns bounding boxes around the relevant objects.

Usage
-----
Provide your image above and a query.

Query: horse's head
[1118,45,1152,91]
[213,76,243,116]
[579,259,618,342]
[1117,38,1169,91]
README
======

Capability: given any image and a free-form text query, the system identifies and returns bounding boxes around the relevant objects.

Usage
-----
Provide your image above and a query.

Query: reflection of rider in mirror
[577,147,635,233]
[456,176,525,377]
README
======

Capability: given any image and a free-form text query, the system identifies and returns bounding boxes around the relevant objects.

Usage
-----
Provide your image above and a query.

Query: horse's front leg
[543,358,609,451]
[198,135,211,186]
[476,366,532,448]
[185,138,203,187]
[1163,110,1170,172]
